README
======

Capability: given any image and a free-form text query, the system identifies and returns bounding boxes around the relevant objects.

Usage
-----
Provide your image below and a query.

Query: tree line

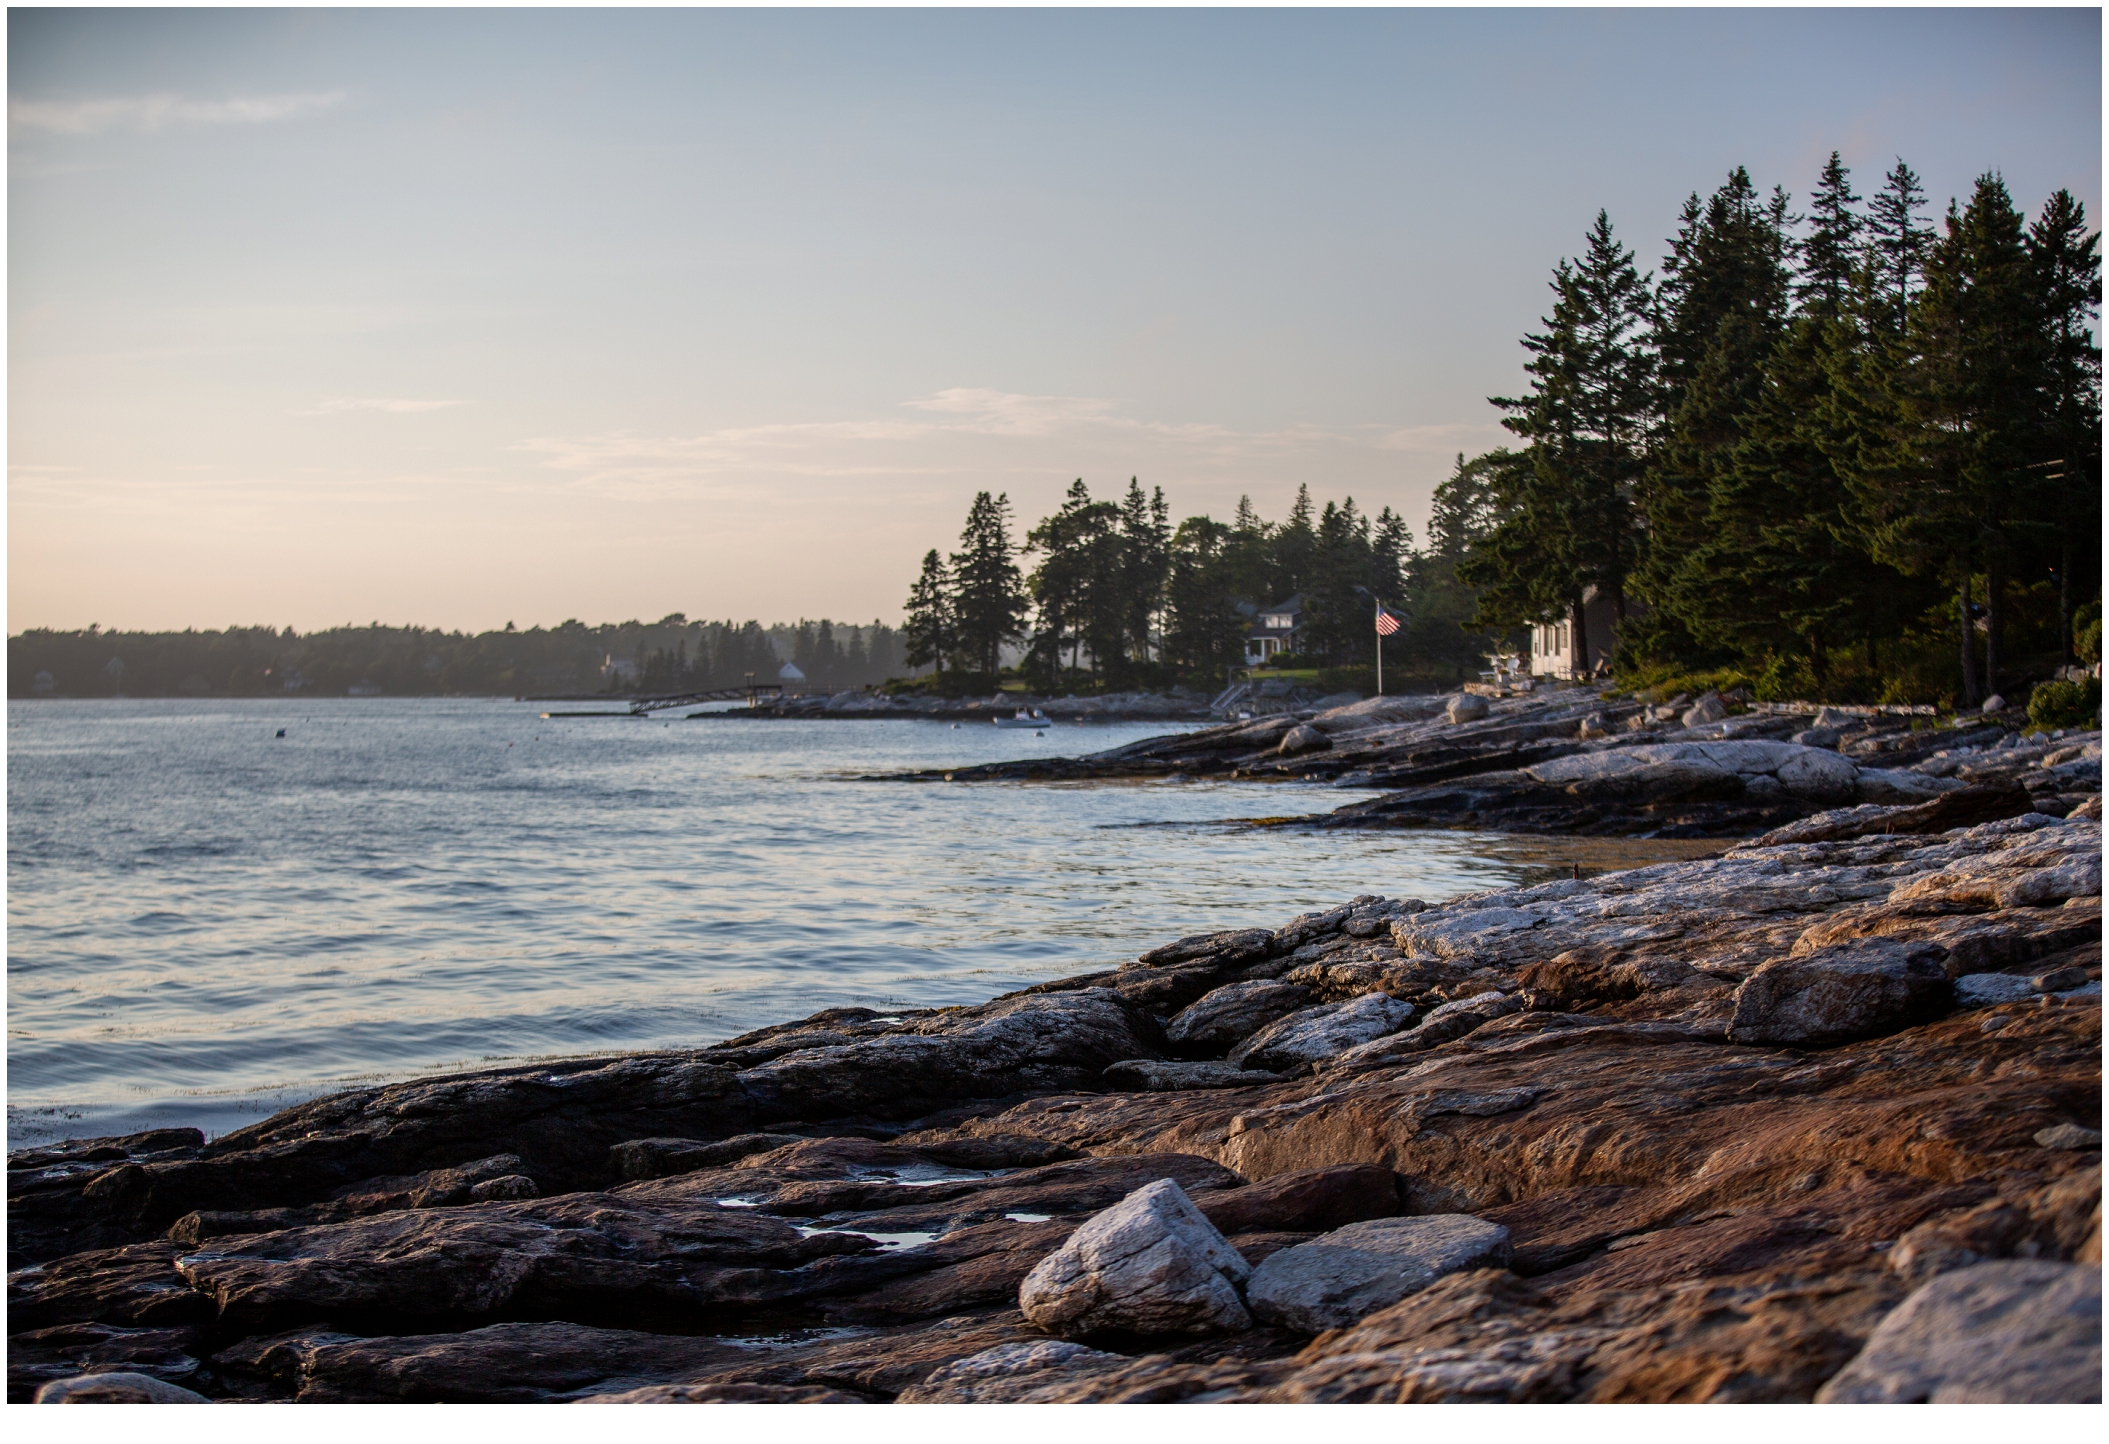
[900,480,1446,694]
[9,615,905,698]
[1459,155,2100,705]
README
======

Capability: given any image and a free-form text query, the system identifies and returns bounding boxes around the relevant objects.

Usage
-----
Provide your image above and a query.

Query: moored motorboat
[992,708,1053,729]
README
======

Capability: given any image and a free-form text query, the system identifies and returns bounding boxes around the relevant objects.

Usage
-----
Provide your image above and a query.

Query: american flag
[1374,605,1403,636]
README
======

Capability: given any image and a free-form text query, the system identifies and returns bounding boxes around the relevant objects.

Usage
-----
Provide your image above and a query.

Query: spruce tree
[1636,170,1792,665]
[1866,160,1934,339]
[1487,211,1657,672]
[901,549,955,679]
[2026,190,2104,663]
[1850,175,2044,702]
[949,491,1029,678]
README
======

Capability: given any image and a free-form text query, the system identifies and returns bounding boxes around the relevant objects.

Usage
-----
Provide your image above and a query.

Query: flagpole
[1375,598,1383,696]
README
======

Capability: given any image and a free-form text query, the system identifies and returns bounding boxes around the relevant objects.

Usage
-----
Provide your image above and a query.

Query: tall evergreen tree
[1636,170,1793,664]
[1848,174,2045,702]
[2026,190,2104,663]
[1024,480,1124,683]
[1487,210,1658,673]
[1161,515,1248,683]
[949,491,1029,677]
[1117,479,1172,673]
[1865,159,1934,338]
[1680,154,1923,682]
[901,549,955,678]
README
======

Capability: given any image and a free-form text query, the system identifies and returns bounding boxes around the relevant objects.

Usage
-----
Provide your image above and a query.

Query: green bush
[2027,677,2101,730]
[1753,653,1814,703]
[2076,601,2101,667]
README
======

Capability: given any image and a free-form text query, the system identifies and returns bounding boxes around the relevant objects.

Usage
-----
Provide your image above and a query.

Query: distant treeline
[9,616,905,699]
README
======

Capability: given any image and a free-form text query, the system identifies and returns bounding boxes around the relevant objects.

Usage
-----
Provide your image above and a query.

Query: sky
[7,7,2101,634]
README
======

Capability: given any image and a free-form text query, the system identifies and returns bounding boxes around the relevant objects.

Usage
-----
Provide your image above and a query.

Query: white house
[1530,586,1642,679]
[1245,595,1306,664]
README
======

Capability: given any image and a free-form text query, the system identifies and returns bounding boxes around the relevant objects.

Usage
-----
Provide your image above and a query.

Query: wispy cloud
[902,387,1120,437]
[514,388,1466,500]
[10,91,346,137]
[298,397,469,417]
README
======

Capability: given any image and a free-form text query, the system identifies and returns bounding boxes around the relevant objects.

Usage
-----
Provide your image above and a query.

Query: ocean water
[7,698,1688,1147]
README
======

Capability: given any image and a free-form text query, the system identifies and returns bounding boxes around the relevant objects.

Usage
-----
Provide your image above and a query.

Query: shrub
[2028,677,2101,730]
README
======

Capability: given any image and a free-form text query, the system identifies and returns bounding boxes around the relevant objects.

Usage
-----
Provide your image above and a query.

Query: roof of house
[1256,594,1304,617]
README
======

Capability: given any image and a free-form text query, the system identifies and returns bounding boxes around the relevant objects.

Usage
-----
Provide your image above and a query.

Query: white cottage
[1530,586,1642,680]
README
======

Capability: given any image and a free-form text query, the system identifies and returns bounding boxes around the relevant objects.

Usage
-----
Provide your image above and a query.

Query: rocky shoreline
[892,686,2104,840]
[10,785,2101,1403]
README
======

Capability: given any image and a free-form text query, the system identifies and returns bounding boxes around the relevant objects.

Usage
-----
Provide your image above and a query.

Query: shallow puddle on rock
[794,1224,940,1250]
[717,1326,872,1352]
[850,1162,1010,1187]
[1004,1212,1053,1223]
[1467,834,1729,886]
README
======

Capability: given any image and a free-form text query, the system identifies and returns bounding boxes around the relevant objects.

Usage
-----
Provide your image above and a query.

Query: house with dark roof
[1245,594,1305,664]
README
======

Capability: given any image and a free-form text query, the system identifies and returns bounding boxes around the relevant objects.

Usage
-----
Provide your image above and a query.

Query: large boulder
[1229,993,1415,1073]
[1727,938,1952,1046]
[1446,693,1489,724]
[1017,1179,1253,1337]
[1245,1215,1512,1333]
[1165,980,1316,1053]
[1815,1261,2101,1403]
[1279,724,1331,757]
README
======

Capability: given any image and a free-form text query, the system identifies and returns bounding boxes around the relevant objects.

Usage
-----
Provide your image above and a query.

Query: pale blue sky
[9,7,2100,632]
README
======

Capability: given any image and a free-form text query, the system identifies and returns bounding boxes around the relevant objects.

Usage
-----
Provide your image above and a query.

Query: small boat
[992,708,1053,729]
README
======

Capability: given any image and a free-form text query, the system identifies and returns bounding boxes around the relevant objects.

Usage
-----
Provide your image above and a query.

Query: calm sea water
[7,698,1666,1148]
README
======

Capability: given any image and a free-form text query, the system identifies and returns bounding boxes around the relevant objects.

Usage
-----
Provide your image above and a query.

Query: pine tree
[949,491,1029,677]
[1025,480,1123,684]
[901,549,955,678]
[1636,171,1792,666]
[1850,175,2045,702]
[1680,153,1923,685]
[1162,515,1248,683]
[1797,151,1862,314]
[1487,210,1657,672]
[1866,159,1934,338]
[1117,479,1172,675]
[2026,190,2104,663]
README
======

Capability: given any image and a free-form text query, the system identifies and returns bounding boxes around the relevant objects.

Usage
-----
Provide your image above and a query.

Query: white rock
[1018,1178,1252,1337]
[1952,973,2038,1008]
[1815,1261,2101,1402]
[1246,1215,1513,1332]
[1446,693,1490,724]
[1229,993,1415,1072]
[1982,694,2007,714]
[1681,691,1727,726]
